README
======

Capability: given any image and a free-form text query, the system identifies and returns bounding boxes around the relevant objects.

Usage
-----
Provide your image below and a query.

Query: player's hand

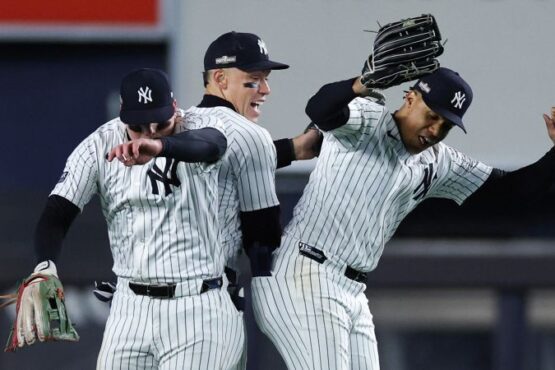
[293,123,324,160]
[107,138,163,166]
[4,261,79,352]
[543,107,555,144]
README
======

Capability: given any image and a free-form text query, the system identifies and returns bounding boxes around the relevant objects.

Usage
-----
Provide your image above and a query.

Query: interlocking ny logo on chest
[413,163,437,201]
[147,159,181,196]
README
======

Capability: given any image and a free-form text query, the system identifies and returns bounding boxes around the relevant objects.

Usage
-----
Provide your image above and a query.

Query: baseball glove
[361,14,444,89]
[3,261,79,352]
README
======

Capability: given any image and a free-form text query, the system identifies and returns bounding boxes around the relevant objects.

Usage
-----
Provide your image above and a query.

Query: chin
[246,114,260,123]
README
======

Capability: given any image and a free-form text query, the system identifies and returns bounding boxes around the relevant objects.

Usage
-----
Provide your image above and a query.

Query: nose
[427,122,441,137]
[259,79,270,95]
[147,123,158,135]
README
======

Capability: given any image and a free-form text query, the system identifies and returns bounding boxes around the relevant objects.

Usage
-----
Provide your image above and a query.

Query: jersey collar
[198,95,237,112]
[385,114,412,161]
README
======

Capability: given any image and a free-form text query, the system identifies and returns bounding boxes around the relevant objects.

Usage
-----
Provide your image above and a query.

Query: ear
[212,69,227,89]
[404,90,417,107]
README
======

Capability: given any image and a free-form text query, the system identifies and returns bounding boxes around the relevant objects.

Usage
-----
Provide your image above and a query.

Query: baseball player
[10,68,245,369]
[251,67,555,369]
[186,31,320,368]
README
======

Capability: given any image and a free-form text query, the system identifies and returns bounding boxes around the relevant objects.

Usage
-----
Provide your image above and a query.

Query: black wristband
[274,138,296,169]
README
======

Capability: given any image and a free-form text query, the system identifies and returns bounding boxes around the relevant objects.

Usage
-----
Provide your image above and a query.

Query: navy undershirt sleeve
[464,147,555,208]
[34,195,80,263]
[159,127,227,163]
[305,78,358,131]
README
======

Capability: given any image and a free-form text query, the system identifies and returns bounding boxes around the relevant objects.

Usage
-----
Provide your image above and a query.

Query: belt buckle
[145,285,151,296]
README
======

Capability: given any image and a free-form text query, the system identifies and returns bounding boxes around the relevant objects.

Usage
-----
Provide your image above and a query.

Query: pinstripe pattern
[97,279,244,370]
[252,97,492,369]
[186,105,279,269]
[51,108,243,369]
[51,110,226,282]
[284,98,492,272]
[252,235,379,370]
[186,105,279,369]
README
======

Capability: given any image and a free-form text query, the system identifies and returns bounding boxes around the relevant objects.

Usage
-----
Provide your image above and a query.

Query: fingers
[106,143,135,165]
[32,286,48,342]
[20,287,36,346]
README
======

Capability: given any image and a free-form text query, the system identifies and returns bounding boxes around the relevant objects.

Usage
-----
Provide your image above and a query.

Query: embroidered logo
[215,55,236,65]
[147,159,181,196]
[57,171,68,184]
[451,91,466,109]
[258,39,268,55]
[413,163,437,201]
[418,81,431,93]
[137,86,153,104]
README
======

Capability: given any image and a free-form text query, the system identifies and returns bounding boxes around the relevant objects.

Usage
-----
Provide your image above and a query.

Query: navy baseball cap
[119,68,175,125]
[204,31,289,72]
[412,67,473,133]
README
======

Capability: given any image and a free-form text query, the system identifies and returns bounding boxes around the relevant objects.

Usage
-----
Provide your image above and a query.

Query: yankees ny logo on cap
[138,87,153,104]
[119,68,175,126]
[451,91,466,109]
[412,67,473,133]
[257,39,268,55]
[203,31,289,72]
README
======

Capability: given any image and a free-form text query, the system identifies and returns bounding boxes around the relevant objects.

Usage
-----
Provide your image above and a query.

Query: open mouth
[419,136,434,146]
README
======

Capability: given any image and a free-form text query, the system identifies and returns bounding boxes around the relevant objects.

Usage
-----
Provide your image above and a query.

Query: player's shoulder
[351,96,389,116]
[192,105,269,136]
[86,118,125,143]
[179,108,226,132]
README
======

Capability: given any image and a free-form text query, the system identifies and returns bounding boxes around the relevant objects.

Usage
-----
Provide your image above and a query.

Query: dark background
[1,42,555,370]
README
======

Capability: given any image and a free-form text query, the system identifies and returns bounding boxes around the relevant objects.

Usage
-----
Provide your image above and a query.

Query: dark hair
[202,71,209,87]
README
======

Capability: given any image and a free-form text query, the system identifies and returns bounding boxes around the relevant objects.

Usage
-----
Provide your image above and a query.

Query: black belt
[129,277,223,298]
[298,242,367,284]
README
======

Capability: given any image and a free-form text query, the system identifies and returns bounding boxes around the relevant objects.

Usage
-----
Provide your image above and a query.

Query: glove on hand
[361,14,444,90]
[93,281,116,303]
[4,261,79,352]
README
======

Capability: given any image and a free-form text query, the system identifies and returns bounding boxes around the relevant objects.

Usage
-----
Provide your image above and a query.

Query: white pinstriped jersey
[51,109,226,283]
[284,97,492,272]
[186,105,279,266]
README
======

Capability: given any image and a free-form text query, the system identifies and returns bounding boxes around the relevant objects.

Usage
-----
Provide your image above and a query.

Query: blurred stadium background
[1,1,554,369]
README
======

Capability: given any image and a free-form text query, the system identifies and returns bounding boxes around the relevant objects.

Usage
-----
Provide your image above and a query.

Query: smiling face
[208,68,271,123]
[394,90,454,154]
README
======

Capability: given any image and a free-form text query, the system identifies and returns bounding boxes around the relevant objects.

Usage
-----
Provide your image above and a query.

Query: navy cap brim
[237,60,289,72]
[120,105,174,126]
[425,102,467,134]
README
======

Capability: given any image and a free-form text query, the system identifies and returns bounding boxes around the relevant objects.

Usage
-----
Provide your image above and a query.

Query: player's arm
[108,127,227,165]
[34,195,80,263]
[240,206,282,276]
[159,127,227,162]
[274,126,323,168]
[464,148,555,208]
[305,77,360,131]
[464,109,555,208]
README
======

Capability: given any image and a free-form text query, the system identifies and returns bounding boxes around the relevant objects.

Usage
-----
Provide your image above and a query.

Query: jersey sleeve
[326,98,385,148]
[429,145,493,205]
[231,127,279,212]
[50,135,99,211]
